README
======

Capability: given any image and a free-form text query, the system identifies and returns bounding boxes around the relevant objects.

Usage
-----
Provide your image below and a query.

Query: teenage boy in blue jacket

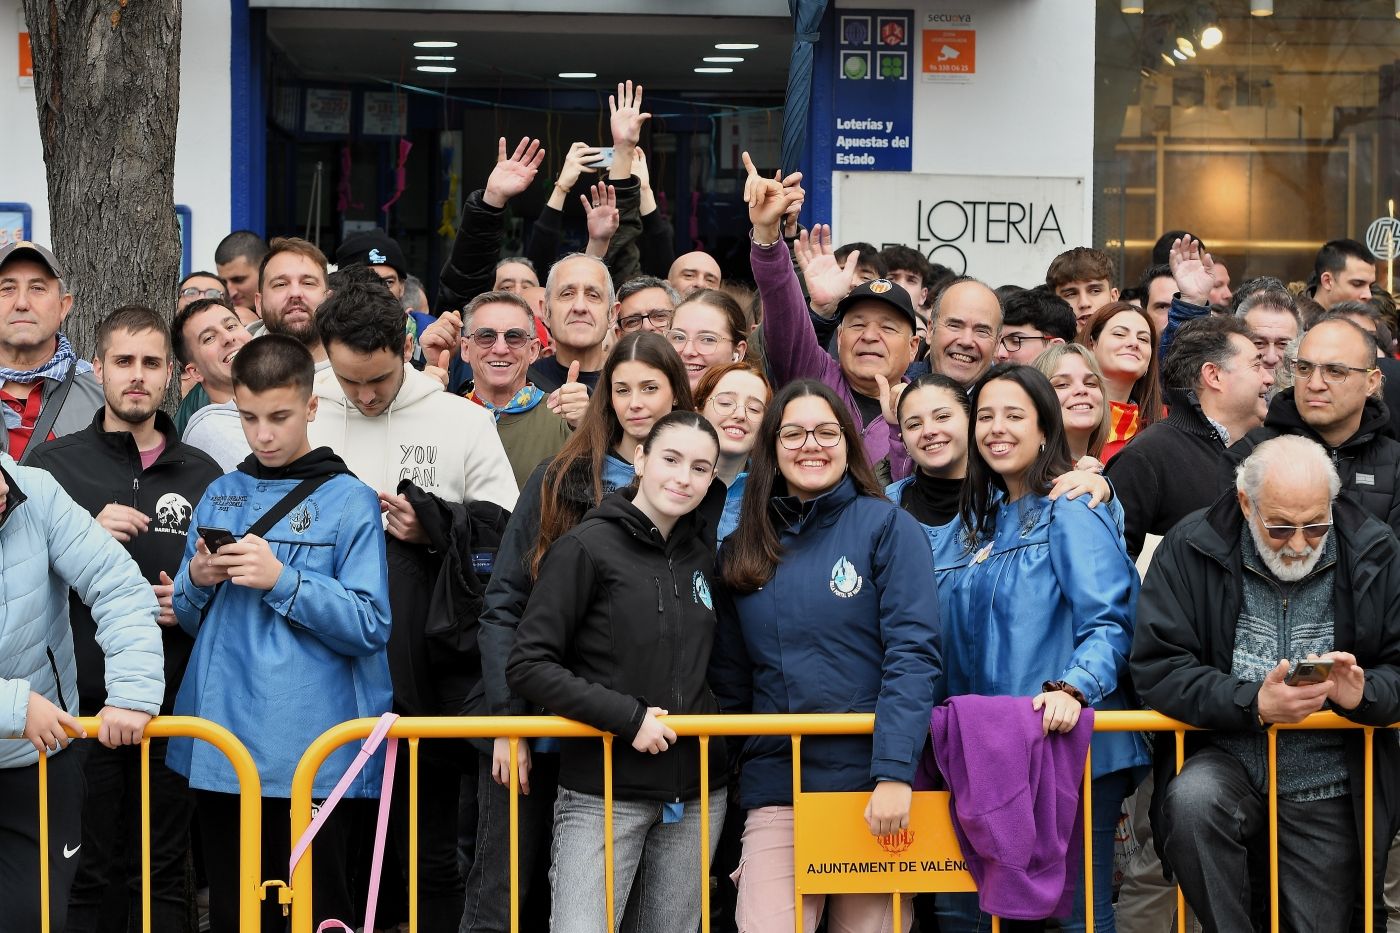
[169,334,392,933]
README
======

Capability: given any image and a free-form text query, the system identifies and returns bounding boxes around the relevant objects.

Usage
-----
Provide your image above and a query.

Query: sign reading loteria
[836,172,1085,287]
[793,791,977,894]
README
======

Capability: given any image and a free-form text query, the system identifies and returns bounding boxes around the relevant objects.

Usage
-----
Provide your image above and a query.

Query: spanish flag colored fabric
[1101,400,1141,463]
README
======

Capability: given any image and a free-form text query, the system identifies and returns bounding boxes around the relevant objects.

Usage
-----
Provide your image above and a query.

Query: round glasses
[180,287,226,300]
[777,423,843,449]
[466,328,531,350]
[618,309,673,332]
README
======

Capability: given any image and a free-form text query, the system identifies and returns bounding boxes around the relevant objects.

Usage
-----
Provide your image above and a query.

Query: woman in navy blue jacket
[712,378,942,933]
[937,364,1147,933]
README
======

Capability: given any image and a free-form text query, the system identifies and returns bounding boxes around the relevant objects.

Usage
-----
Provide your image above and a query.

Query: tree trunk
[22,0,182,360]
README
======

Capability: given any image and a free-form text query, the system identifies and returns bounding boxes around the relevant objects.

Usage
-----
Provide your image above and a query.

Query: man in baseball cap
[334,228,409,300]
[0,242,103,460]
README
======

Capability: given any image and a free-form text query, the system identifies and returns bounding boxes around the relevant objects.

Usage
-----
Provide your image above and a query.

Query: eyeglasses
[1287,357,1376,384]
[465,327,531,350]
[709,393,766,420]
[1260,519,1333,542]
[999,333,1050,353]
[667,330,729,352]
[180,287,226,300]
[778,423,844,449]
[618,309,673,332]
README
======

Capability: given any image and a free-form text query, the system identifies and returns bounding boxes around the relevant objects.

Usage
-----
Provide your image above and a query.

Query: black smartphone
[1285,659,1334,687]
[197,525,238,554]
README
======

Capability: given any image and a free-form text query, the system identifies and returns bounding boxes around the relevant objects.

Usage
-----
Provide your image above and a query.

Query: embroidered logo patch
[153,493,192,535]
[368,248,388,264]
[288,502,317,534]
[869,279,893,294]
[829,556,863,597]
[692,571,712,610]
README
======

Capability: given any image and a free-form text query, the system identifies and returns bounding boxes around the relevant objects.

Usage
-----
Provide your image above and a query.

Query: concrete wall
[0,0,232,269]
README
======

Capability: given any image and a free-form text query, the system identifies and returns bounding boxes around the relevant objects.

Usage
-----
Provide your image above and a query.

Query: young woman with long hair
[463,331,703,933]
[937,363,1147,933]
[1081,302,1163,461]
[667,288,751,391]
[1032,343,1111,470]
[693,360,771,542]
[712,378,942,933]
[508,412,729,933]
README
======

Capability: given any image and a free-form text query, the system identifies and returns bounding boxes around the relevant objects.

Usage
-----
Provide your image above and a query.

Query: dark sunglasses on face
[466,328,531,350]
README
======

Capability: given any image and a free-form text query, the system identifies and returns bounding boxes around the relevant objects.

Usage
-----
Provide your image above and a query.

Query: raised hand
[419,310,463,361]
[582,183,621,249]
[742,152,802,242]
[609,80,651,150]
[779,170,805,237]
[1169,235,1217,307]
[484,136,546,209]
[796,225,859,312]
[555,141,603,195]
[424,349,452,388]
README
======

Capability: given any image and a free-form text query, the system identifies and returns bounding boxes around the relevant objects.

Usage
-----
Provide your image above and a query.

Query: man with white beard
[1130,435,1400,933]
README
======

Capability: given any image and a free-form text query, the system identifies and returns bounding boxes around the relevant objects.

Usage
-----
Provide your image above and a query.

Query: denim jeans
[1161,746,1359,933]
[937,768,1139,933]
[548,786,727,933]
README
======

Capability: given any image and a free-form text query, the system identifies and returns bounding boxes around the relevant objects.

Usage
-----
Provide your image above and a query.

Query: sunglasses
[465,328,531,350]
[1259,520,1332,542]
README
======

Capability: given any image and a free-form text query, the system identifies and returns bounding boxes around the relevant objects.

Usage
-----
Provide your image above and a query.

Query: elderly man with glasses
[1221,316,1400,539]
[1131,433,1400,933]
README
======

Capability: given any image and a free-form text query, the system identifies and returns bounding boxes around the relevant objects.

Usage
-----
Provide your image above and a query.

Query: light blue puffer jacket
[0,457,163,769]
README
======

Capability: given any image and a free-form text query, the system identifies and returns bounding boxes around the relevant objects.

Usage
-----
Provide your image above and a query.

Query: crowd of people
[2,79,1400,933]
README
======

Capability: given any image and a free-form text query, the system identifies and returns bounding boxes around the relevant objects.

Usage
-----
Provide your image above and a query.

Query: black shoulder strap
[245,473,339,539]
[18,361,78,465]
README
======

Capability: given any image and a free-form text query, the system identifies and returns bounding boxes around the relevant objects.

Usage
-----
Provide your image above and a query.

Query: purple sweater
[750,240,905,470]
[931,695,1094,921]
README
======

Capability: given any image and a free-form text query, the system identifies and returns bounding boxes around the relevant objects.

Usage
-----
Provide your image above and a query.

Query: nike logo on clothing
[62,844,81,859]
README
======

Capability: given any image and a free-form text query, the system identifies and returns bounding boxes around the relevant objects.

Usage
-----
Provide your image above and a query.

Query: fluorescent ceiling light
[695,67,734,74]
[704,56,745,63]
[415,55,454,61]
[715,43,759,50]
[558,72,597,79]
[416,65,457,73]
[413,41,457,49]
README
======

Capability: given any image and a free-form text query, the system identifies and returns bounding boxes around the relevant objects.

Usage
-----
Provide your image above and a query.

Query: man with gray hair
[1233,278,1300,378]
[614,274,679,336]
[1132,434,1400,932]
[0,241,104,460]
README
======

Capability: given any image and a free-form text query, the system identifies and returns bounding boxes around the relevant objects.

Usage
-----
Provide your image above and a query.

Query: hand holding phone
[1284,659,1334,687]
[198,525,238,554]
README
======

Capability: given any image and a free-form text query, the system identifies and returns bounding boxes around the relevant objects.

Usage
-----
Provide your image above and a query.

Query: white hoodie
[309,365,519,510]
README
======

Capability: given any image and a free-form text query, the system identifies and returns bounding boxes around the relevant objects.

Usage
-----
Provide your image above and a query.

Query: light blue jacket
[168,467,392,797]
[0,458,163,769]
[940,492,1149,778]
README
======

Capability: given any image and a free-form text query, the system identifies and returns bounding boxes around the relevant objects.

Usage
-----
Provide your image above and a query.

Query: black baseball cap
[335,229,407,278]
[0,240,64,279]
[834,278,917,328]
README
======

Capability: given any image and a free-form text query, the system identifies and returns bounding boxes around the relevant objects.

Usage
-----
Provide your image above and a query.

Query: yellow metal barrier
[285,710,1389,933]
[41,715,263,933]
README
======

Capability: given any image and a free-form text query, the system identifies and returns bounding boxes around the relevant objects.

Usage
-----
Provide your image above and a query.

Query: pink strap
[288,712,398,933]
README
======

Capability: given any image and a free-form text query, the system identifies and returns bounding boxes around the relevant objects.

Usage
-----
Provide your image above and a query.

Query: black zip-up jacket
[27,410,222,714]
[506,492,727,801]
[1221,390,1400,538]
[1106,387,1228,559]
[1130,492,1400,890]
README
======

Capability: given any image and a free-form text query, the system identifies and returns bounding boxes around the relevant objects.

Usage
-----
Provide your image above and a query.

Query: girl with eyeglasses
[711,379,941,933]
[466,332,720,933]
[935,364,1146,933]
[508,411,729,933]
[667,288,751,391]
[693,360,772,542]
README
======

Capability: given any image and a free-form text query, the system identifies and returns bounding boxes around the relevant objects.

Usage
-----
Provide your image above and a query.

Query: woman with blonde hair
[1033,342,1111,471]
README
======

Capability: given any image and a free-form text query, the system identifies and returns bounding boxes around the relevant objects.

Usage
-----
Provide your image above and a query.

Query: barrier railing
[284,709,1389,933]
[41,716,262,933]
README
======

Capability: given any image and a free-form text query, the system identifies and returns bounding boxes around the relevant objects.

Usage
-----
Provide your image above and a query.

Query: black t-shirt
[850,389,883,428]
[530,356,602,394]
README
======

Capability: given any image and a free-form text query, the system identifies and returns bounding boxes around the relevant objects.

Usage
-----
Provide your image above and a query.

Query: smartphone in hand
[197,526,238,554]
[1285,659,1334,687]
